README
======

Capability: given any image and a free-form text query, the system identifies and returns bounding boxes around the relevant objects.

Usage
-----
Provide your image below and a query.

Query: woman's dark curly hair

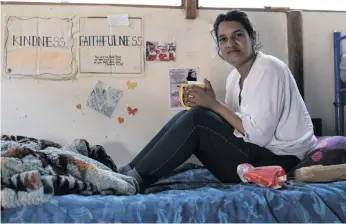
[211,10,261,55]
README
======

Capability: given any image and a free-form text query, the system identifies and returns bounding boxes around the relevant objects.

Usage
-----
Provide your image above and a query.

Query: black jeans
[123,107,300,191]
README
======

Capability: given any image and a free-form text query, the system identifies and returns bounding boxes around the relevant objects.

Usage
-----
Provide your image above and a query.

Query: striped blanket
[1,135,138,209]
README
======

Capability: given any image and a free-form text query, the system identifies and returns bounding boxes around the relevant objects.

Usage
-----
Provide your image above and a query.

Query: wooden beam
[198,7,289,12]
[183,0,197,20]
[287,10,304,99]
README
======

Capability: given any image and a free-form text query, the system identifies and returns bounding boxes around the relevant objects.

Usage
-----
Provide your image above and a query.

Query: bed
[1,135,346,223]
[333,31,346,136]
[2,163,346,223]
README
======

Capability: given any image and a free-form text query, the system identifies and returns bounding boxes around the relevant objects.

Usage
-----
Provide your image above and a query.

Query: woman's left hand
[184,78,219,109]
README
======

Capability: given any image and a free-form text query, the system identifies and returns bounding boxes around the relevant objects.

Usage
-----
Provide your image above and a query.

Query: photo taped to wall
[146,41,176,61]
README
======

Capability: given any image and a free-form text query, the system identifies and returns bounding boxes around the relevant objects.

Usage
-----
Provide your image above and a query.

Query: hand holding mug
[179,78,217,110]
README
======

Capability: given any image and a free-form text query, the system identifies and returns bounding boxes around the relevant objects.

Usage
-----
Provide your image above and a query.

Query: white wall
[0,4,344,166]
[302,12,346,136]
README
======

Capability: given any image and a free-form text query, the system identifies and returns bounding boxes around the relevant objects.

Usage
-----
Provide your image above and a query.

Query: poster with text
[4,16,76,79]
[79,17,143,75]
[168,68,198,110]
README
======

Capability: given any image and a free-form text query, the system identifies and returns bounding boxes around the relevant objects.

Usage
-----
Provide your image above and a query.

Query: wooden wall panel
[287,10,304,99]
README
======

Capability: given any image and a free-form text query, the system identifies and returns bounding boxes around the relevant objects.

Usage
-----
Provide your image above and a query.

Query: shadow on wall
[102,141,136,166]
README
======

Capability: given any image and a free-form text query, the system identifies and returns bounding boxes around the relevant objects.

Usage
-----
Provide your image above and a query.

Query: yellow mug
[179,81,206,110]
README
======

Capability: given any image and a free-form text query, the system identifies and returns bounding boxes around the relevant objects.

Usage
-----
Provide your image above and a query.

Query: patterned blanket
[1,135,139,209]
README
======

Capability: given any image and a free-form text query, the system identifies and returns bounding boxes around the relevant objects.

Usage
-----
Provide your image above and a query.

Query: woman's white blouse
[225,51,317,159]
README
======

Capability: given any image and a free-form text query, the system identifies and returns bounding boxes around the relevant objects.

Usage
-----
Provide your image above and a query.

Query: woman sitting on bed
[119,9,317,192]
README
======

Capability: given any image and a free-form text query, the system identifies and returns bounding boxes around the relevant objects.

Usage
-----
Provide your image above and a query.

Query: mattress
[2,164,346,223]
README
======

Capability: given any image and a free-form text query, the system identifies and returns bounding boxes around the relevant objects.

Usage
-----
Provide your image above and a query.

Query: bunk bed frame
[333,31,346,136]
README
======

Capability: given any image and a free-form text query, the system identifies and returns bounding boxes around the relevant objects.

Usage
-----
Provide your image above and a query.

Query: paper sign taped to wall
[107,14,129,26]
[79,17,143,75]
[4,16,76,79]
[86,81,123,118]
[168,68,198,110]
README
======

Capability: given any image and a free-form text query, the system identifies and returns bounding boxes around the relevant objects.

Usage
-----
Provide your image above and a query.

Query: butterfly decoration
[117,116,125,124]
[127,107,138,116]
[126,81,137,90]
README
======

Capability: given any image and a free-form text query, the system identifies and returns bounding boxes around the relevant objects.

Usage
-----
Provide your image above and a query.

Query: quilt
[0,135,138,209]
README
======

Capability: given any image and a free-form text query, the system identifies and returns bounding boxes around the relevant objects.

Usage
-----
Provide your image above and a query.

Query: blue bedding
[2,164,346,223]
